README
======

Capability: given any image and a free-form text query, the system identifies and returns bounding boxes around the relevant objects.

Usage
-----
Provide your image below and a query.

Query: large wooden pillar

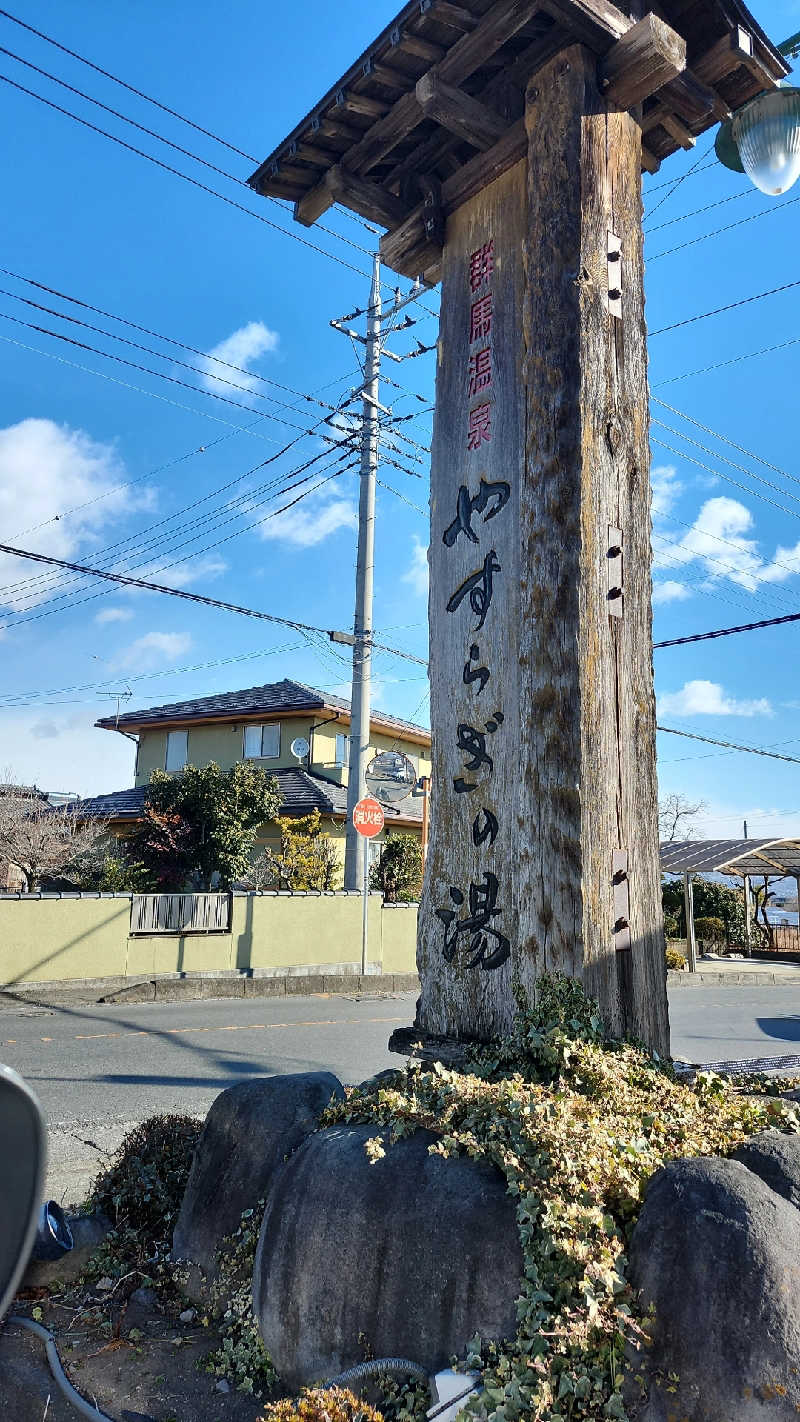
[416,45,669,1056]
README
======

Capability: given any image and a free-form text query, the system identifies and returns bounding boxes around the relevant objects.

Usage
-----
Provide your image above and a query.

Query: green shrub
[369,832,422,903]
[665,945,686,971]
[694,915,726,947]
[91,1113,200,1241]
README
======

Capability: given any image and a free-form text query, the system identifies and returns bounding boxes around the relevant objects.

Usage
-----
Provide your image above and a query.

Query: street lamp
[716,33,800,196]
[716,87,800,194]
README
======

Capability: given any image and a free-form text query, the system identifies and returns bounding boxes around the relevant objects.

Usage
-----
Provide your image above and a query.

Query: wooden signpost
[250,0,788,1058]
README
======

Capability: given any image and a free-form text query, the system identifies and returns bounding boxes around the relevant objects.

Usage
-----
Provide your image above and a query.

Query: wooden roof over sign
[248,0,788,279]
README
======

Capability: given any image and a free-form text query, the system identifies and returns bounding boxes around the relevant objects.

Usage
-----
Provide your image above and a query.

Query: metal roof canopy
[247,0,787,279]
[661,839,800,878]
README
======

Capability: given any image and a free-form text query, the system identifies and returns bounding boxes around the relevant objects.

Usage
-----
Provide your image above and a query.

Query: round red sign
[352,795,385,838]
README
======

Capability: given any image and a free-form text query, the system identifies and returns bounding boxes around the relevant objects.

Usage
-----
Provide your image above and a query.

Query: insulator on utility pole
[343,253,381,891]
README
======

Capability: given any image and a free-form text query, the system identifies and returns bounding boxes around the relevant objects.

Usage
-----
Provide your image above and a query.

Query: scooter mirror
[0,1064,46,1319]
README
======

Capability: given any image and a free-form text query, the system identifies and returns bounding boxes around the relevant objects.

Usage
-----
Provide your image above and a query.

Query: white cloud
[257,489,357,548]
[0,419,142,609]
[402,537,429,598]
[119,555,228,594]
[0,708,135,798]
[652,579,691,604]
[652,492,800,595]
[658,679,772,718]
[650,463,681,520]
[94,606,135,625]
[202,322,279,397]
[114,631,191,670]
[682,802,800,841]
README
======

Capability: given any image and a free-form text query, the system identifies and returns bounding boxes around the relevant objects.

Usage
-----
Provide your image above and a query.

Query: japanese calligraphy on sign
[427,228,516,974]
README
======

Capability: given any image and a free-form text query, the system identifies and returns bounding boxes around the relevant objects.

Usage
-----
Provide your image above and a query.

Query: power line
[0,541,427,666]
[651,422,800,513]
[0,264,355,416]
[654,608,800,650]
[0,329,309,442]
[657,724,800,766]
[654,333,800,388]
[0,6,260,162]
[0,640,306,708]
[650,191,800,261]
[644,156,717,194]
[642,140,715,224]
[651,435,800,523]
[644,184,755,235]
[649,276,800,338]
[651,398,800,491]
[0,70,370,276]
[0,447,357,612]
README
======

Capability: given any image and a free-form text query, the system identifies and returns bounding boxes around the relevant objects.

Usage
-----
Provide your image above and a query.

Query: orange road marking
[3,1015,404,1048]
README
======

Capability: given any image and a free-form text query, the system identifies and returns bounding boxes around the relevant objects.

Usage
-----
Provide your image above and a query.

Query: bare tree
[0,779,106,891]
[658,792,708,843]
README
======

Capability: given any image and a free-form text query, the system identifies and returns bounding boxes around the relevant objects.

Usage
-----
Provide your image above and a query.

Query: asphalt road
[2,983,800,1204]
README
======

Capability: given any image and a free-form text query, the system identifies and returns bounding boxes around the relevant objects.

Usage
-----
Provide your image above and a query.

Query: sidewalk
[0,969,420,1010]
[669,955,800,986]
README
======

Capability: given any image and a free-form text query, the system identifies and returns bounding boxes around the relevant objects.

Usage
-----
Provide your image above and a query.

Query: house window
[165,729,188,772]
[335,732,349,767]
[243,723,280,760]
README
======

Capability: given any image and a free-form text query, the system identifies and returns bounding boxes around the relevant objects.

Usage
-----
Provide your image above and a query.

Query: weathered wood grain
[416,160,526,1042]
[600,13,686,110]
[414,43,669,1056]
[416,70,510,151]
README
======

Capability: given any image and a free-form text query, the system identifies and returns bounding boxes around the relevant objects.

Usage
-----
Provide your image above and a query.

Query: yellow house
[75,678,431,884]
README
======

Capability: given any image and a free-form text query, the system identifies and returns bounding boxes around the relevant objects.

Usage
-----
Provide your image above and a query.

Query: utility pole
[343,253,381,891]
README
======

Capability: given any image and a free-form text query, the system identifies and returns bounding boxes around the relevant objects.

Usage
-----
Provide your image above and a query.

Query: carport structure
[660,840,800,971]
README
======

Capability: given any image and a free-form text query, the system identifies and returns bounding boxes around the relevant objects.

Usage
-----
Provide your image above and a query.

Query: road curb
[0,970,420,1010]
[668,969,800,986]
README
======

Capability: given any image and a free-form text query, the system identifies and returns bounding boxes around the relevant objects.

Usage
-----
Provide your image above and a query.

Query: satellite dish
[0,1064,46,1320]
[290,736,310,763]
[366,750,417,805]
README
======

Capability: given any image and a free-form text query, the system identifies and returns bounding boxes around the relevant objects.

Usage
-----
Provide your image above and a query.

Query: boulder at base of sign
[625,1153,800,1420]
[253,1123,523,1389]
[172,1072,343,1302]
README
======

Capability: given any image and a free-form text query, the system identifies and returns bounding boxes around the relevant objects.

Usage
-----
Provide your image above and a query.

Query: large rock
[172,1072,343,1300]
[734,1129,800,1210]
[626,1154,800,1420]
[253,1124,523,1388]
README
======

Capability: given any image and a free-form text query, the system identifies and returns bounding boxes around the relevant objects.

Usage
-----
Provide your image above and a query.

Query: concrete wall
[0,892,419,987]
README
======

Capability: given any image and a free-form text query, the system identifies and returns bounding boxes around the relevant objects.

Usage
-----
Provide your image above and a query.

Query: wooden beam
[381,119,527,275]
[325,164,410,228]
[691,25,754,85]
[429,1,480,32]
[393,33,446,64]
[660,69,726,124]
[336,93,389,121]
[657,110,695,150]
[600,13,686,110]
[640,144,660,174]
[538,0,628,53]
[344,0,541,179]
[416,69,509,150]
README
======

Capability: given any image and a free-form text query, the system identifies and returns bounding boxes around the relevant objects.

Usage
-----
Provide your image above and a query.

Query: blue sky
[0,0,799,844]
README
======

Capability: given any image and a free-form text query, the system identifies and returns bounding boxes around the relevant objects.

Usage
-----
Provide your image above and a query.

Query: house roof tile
[66,767,423,824]
[95,677,429,740]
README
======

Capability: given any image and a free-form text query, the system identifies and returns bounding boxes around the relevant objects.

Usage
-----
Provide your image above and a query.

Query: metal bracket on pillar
[612,849,631,951]
[606,231,622,318]
[607,526,624,617]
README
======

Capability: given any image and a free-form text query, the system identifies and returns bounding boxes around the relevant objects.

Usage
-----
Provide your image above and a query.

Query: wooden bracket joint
[612,849,631,952]
[607,525,623,618]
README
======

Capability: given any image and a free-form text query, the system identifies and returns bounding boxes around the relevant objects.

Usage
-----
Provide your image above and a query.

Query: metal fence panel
[130,893,231,935]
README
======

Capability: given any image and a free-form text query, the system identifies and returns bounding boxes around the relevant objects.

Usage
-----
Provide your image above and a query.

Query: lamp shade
[731,88,800,195]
